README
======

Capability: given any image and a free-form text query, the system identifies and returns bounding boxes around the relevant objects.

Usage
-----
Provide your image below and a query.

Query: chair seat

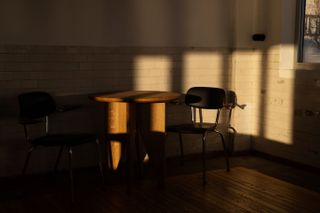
[31,133,96,147]
[167,123,217,134]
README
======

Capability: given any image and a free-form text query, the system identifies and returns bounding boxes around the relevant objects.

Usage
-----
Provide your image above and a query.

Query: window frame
[295,0,320,69]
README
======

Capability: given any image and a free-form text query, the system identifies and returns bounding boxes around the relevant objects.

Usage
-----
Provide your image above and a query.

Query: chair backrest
[185,87,225,126]
[225,90,237,131]
[18,91,56,120]
[185,87,225,109]
[225,90,237,109]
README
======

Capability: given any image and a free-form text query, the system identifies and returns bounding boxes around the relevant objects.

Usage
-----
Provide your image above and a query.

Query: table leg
[139,103,166,188]
[127,103,137,192]
[105,102,128,170]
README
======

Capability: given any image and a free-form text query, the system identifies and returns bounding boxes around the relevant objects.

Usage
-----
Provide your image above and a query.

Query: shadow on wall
[0,0,236,176]
[251,46,320,169]
[293,69,320,168]
[0,46,235,177]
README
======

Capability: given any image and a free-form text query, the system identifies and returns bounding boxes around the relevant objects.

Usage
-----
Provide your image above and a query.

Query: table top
[90,91,181,103]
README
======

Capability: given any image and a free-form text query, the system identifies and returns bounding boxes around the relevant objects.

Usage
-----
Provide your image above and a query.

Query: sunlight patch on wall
[133,55,172,91]
[279,44,295,78]
[233,46,295,145]
[264,46,294,145]
[233,49,262,136]
[180,50,232,125]
[182,51,227,91]
[240,46,294,145]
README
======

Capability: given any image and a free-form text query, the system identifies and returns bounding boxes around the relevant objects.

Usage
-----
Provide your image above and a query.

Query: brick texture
[0,45,249,177]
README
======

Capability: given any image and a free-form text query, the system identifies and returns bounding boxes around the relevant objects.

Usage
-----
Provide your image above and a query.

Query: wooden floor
[1,156,320,212]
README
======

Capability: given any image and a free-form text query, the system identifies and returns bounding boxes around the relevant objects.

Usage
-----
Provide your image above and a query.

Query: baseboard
[165,150,251,164]
[166,150,320,174]
[252,151,320,174]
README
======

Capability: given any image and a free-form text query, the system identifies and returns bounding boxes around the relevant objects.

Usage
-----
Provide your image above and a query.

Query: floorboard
[1,156,320,212]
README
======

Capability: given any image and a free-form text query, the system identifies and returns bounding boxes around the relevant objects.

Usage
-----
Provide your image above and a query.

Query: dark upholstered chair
[167,87,230,185]
[18,91,104,202]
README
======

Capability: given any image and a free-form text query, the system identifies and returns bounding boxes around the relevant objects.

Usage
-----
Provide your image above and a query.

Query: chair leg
[136,128,143,179]
[68,146,75,203]
[215,130,230,172]
[95,139,105,184]
[178,132,184,166]
[202,132,208,185]
[228,126,236,133]
[54,145,64,174]
[227,126,236,156]
[22,147,34,176]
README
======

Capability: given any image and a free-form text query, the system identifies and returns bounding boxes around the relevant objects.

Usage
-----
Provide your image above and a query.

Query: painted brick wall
[0,45,250,177]
[234,46,320,168]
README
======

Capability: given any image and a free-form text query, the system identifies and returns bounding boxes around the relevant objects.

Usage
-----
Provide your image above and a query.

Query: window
[298,0,320,63]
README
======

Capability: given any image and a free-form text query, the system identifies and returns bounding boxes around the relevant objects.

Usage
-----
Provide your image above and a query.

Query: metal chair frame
[19,91,104,202]
[167,87,230,185]
[224,90,238,156]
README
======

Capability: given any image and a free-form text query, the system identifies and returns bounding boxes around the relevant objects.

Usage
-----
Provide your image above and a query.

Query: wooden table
[90,91,181,189]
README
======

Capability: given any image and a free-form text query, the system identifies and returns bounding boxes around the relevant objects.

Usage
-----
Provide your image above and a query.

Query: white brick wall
[234,46,320,168]
[0,45,249,177]
[4,43,319,175]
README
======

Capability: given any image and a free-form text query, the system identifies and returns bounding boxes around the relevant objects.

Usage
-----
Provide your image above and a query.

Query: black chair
[18,91,104,202]
[167,87,229,185]
[225,90,237,155]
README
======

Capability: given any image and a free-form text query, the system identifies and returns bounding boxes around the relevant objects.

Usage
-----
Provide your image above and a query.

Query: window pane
[303,0,320,63]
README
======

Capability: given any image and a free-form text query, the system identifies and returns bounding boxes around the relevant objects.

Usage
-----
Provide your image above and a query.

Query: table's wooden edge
[89,91,182,103]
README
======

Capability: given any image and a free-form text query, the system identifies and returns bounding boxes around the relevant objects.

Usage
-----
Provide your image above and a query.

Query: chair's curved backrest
[225,90,237,108]
[185,87,225,109]
[18,91,56,120]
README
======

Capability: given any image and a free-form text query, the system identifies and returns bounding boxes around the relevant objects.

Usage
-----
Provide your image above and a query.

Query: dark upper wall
[0,0,233,47]
[0,0,243,177]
